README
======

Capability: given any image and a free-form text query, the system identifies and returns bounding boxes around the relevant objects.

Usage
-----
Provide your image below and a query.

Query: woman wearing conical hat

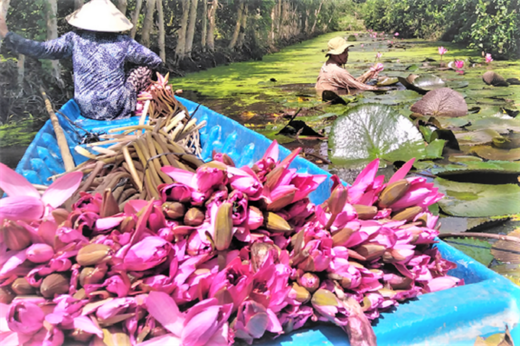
[0,0,162,120]
[316,37,383,94]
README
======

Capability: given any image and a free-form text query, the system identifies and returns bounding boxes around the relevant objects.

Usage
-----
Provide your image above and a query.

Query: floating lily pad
[470,145,520,161]
[491,229,520,264]
[454,129,501,146]
[482,71,509,87]
[406,64,419,71]
[465,89,513,99]
[377,77,399,86]
[443,237,494,266]
[446,80,469,90]
[493,263,520,286]
[329,104,426,165]
[411,88,468,117]
[412,74,446,91]
[492,133,520,149]
[506,78,520,85]
[466,117,520,134]
[432,160,520,174]
[359,90,421,105]
[398,76,426,95]
[434,177,520,217]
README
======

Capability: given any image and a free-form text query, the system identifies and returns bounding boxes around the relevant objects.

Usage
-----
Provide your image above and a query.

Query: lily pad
[482,71,509,87]
[432,160,520,174]
[434,177,520,217]
[443,237,494,266]
[412,74,446,91]
[466,117,520,134]
[398,76,426,95]
[453,129,501,146]
[377,77,399,86]
[470,145,520,161]
[406,64,419,71]
[329,104,426,165]
[492,133,520,149]
[491,229,520,264]
[411,88,468,117]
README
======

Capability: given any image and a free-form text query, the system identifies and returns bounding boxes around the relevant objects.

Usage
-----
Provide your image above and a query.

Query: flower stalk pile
[0,141,462,346]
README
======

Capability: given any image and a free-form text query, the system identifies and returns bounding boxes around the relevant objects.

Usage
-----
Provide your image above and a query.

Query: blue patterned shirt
[4,31,162,120]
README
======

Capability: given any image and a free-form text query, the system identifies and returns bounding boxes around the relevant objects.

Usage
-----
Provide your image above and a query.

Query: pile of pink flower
[0,141,463,346]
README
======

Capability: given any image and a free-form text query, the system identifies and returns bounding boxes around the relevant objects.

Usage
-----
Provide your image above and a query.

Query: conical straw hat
[66,0,133,33]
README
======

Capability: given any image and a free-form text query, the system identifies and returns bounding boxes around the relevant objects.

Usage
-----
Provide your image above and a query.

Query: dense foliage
[361,0,520,59]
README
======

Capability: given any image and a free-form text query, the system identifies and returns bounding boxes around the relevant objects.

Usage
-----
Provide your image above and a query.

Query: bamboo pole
[40,87,76,171]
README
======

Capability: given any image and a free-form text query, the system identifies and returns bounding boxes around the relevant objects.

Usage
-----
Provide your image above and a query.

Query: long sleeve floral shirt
[4,31,162,120]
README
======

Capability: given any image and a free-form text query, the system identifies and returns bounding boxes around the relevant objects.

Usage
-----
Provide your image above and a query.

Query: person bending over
[316,37,382,94]
[0,0,162,120]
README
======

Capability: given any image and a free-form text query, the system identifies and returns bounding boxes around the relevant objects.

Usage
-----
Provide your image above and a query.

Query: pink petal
[263,140,279,162]
[182,306,220,346]
[425,276,460,292]
[205,323,229,346]
[146,291,184,337]
[73,316,103,338]
[388,158,415,184]
[0,196,44,221]
[0,250,27,276]
[266,308,283,333]
[42,171,83,208]
[0,331,32,346]
[123,199,149,215]
[139,334,182,346]
[0,163,40,198]
[95,216,126,231]
[162,167,195,187]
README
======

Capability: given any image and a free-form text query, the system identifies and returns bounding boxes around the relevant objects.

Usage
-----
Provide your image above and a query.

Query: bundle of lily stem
[61,73,207,207]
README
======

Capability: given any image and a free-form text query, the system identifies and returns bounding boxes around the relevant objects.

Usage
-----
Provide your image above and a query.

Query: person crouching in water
[316,37,382,95]
[0,0,162,120]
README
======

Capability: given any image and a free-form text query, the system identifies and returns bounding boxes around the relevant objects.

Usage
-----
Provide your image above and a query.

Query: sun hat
[326,37,354,56]
[66,0,133,33]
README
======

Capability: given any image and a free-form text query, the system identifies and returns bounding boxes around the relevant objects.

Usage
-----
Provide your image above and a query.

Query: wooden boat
[15,98,520,345]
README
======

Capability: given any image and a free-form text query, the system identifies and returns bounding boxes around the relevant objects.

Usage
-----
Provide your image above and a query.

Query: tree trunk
[236,3,248,49]
[141,0,156,47]
[17,54,24,93]
[0,0,10,50]
[311,0,325,33]
[130,0,143,39]
[201,0,208,50]
[228,0,244,50]
[46,0,64,87]
[116,0,127,15]
[73,0,83,10]
[185,0,198,56]
[268,5,275,46]
[156,0,165,61]
[175,0,190,61]
[207,0,217,52]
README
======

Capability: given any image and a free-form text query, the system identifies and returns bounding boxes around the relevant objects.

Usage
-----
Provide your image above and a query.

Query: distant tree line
[361,0,520,59]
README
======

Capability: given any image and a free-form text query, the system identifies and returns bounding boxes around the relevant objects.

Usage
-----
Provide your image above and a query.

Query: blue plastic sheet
[15,98,520,345]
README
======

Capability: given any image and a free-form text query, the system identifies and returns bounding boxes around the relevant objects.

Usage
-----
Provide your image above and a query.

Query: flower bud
[2,220,32,250]
[378,179,410,208]
[79,266,107,287]
[297,273,320,293]
[157,227,175,242]
[70,328,94,343]
[162,202,186,220]
[119,216,136,233]
[332,228,354,247]
[52,208,70,225]
[184,207,205,226]
[214,202,233,251]
[250,242,277,272]
[40,273,69,298]
[328,185,348,215]
[265,212,293,233]
[392,206,423,222]
[11,277,36,295]
[311,289,338,307]
[355,244,386,261]
[0,286,16,304]
[101,188,120,218]
[76,244,113,267]
[288,282,311,304]
[353,204,378,220]
[247,206,264,230]
[26,243,54,263]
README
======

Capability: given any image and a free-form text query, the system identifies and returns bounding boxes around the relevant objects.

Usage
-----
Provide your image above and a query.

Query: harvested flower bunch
[0,141,462,346]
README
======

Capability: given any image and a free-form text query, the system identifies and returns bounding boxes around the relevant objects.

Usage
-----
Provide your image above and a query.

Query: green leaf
[454,129,502,146]
[470,145,520,161]
[466,117,520,134]
[434,177,520,217]
[328,104,426,166]
[412,74,446,91]
[443,237,494,266]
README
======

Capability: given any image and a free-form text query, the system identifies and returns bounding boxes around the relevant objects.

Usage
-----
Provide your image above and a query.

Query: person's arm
[126,39,162,69]
[2,31,73,60]
[0,13,8,38]
[331,66,378,91]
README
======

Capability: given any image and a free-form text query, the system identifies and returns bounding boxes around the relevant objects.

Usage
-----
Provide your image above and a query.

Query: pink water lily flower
[394,32,399,37]
[438,46,448,61]
[454,60,464,69]
[147,291,233,346]
[375,52,382,60]
[122,236,172,271]
[0,163,82,222]
[233,300,282,344]
[162,165,226,194]
[485,53,493,63]
[7,298,46,335]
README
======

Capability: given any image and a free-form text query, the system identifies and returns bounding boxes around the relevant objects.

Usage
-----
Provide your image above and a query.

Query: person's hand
[0,13,8,38]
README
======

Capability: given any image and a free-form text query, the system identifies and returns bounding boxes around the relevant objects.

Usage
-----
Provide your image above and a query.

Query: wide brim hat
[326,37,354,56]
[66,0,133,33]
